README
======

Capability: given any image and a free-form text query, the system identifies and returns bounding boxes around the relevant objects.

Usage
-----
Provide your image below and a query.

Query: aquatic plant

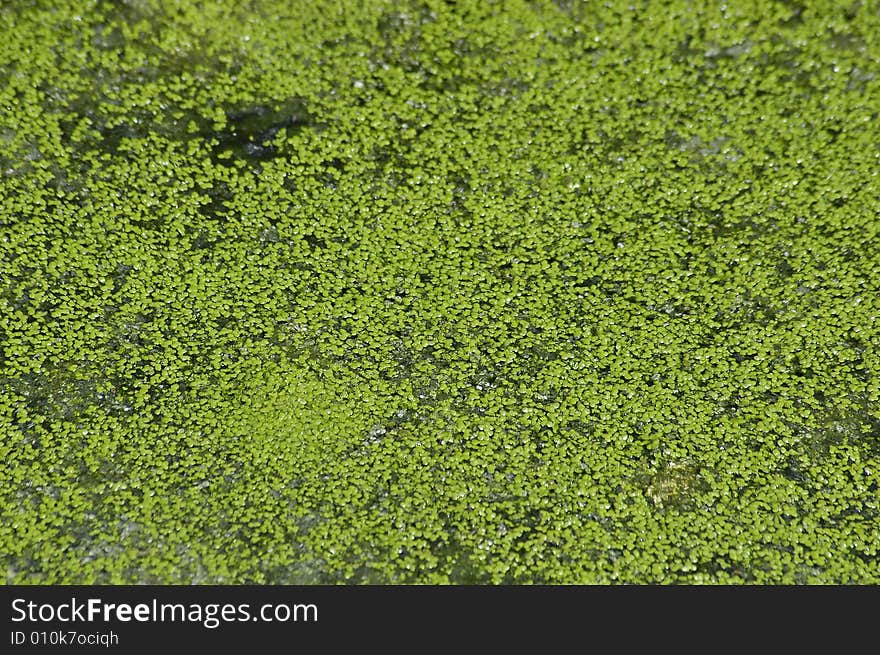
[1,0,878,583]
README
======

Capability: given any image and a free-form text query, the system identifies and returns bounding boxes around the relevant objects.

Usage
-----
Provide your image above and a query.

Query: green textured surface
[1,0,879,583]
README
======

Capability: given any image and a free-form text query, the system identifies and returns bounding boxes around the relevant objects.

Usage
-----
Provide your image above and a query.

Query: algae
[1,0,878,583]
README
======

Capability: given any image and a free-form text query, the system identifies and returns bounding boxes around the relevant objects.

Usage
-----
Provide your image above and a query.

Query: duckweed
[1,0,878,584]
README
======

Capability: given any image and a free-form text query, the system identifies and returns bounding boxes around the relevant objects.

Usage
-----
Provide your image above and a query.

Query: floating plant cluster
[1,0,878,583]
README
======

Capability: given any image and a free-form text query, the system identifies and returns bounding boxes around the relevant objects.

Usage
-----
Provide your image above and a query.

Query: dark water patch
[209,97,313,164]
[702,40,753,66]
[759,40,815,93]
[7,372,96,423]
[480,76,530,102]
[95,0,164,28]
[375,4,437,74]
[3,366,136,427]
[100,122,152,155]
[776,257,795,279]
[197,180,234,222]
[315,158,345,189]
[847,66,876,92]
[91,22,126,52]
[673,33,704,63]
[777,0,806,29]
[302,233,327,250]
[432,536,496,584]
[790,403,880,459]
[828,29,865,52]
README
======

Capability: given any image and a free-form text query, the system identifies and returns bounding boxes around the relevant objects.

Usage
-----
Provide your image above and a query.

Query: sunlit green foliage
[1,0,878,583]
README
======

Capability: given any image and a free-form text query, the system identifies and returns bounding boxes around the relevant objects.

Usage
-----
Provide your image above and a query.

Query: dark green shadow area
[1,0,878,583]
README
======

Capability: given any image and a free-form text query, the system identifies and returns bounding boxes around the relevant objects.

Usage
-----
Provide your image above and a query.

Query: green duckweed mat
[1,0,879,583]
